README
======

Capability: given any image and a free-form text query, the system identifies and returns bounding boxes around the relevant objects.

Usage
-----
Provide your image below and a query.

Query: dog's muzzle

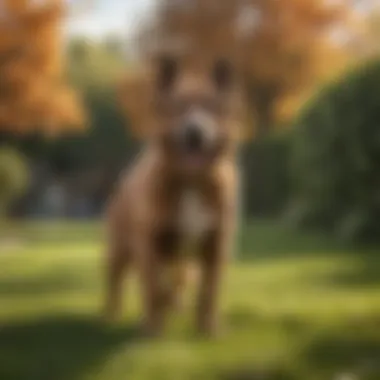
[182,123,205,153]
[177,108,218,156]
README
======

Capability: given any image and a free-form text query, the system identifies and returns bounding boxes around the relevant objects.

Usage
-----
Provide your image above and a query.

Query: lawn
[0,221,379,380]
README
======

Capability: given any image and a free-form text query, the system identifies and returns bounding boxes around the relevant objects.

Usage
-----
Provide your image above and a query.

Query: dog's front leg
[196,213,235,336]
[136,235,166,337]
[104,246,129,322]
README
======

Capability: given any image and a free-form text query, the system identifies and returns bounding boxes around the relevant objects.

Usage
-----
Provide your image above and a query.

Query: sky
[66,0,154,39]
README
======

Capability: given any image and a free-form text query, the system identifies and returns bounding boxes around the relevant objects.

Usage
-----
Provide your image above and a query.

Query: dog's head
[151,55,241,173]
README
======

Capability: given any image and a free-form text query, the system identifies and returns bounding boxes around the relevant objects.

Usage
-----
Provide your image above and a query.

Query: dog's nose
[183,124,203,152]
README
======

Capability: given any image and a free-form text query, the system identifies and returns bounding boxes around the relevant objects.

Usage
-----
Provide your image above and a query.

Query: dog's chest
[178,190,216,241]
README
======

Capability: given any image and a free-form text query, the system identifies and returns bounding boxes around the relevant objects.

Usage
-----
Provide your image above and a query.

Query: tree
[0,0,85,135]
[0,37,133,217]
[124,0,352,137]
[359,4,380,56]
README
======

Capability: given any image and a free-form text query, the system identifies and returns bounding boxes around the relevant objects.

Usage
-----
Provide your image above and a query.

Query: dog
[104,55,242,337]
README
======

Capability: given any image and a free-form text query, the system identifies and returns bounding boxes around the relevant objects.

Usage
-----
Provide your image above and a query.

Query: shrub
[289,59,380,242]
[241,132,291,218]
[0,146,29,217]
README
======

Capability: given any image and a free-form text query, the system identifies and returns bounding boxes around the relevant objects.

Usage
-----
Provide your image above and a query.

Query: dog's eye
[156,56,178,93]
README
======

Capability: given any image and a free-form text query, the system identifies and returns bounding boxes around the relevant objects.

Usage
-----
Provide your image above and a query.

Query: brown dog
[104,56,242,337]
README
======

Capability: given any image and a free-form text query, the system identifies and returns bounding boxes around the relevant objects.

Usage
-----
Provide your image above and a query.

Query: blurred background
[0,1,380,380]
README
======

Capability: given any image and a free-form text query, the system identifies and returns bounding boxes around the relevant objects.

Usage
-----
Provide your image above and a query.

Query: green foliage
[66,37,126,92]
[242,133,291,217]
[0,146,29,216]
[45,89,137,175]
[290,59,380,242]
[63,37,135,171]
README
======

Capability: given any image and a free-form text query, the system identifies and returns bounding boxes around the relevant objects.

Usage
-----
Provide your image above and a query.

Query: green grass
[0,221,380,380]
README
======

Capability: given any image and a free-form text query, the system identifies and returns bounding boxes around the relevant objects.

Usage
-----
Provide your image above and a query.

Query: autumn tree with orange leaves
[0,0,85,135]
[122,0,353,137]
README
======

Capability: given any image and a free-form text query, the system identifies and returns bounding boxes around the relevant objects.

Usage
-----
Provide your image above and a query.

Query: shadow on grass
[219,331,380,380]
[304,331,380,380]
[323,253,380,288]
[0,315,139,380]
[219,366,294,380]
[223,312,380,380]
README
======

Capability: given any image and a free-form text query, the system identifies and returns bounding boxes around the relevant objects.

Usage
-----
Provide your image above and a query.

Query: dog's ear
[212,58,234,92]
[155,55,178,93]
